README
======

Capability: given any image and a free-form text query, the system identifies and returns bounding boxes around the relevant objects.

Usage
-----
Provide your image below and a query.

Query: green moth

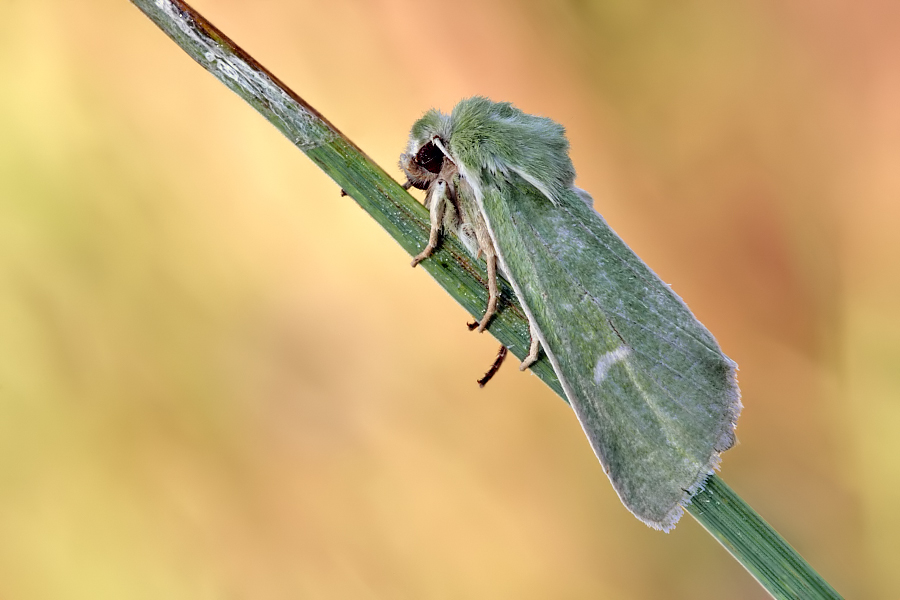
[400,97,741,531]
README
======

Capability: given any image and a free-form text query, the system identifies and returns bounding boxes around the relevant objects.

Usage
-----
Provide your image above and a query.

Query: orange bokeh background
[2,0,898,597]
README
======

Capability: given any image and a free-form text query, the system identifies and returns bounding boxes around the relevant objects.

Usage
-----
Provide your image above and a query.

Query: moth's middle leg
[474,248,499,333]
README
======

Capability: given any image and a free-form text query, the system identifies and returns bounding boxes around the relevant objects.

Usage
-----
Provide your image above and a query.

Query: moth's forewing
[477,177,740,530]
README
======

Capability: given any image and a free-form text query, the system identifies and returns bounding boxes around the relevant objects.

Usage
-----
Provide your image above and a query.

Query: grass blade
[129,2,843,597]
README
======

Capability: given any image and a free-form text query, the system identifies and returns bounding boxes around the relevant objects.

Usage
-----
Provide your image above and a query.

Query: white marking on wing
[593,346,631,385]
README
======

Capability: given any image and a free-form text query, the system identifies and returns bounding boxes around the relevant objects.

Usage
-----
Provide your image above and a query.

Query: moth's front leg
[411,180,448,267]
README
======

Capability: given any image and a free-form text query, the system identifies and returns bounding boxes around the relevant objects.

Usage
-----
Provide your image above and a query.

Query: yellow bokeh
[1,0,897,597]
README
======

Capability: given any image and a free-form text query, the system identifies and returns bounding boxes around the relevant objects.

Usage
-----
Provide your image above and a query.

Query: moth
[399,97,741,531]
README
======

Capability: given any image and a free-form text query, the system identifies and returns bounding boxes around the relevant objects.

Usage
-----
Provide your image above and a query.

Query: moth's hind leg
[411,180,448,267]
[519,324,541,371]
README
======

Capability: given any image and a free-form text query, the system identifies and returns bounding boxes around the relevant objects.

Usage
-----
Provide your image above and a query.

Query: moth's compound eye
[415,140,444,174]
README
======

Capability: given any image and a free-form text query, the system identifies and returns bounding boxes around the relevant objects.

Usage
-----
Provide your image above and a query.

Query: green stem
[129,2,843,598]
[689,476,840,599]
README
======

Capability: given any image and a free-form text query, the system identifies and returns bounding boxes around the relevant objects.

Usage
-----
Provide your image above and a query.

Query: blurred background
[1,0,897,597]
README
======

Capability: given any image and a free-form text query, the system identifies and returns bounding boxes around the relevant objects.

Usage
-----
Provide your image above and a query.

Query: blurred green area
[1,0,897,597]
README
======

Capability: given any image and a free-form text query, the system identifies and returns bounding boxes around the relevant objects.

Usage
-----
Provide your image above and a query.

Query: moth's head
[400,108,453,189]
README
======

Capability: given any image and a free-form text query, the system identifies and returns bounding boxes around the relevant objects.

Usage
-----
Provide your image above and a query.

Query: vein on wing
[552,201,724,356]
[519,223,715,425]
[619,358,684,452]
[523,219,720,409]
[593,308,709,362]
